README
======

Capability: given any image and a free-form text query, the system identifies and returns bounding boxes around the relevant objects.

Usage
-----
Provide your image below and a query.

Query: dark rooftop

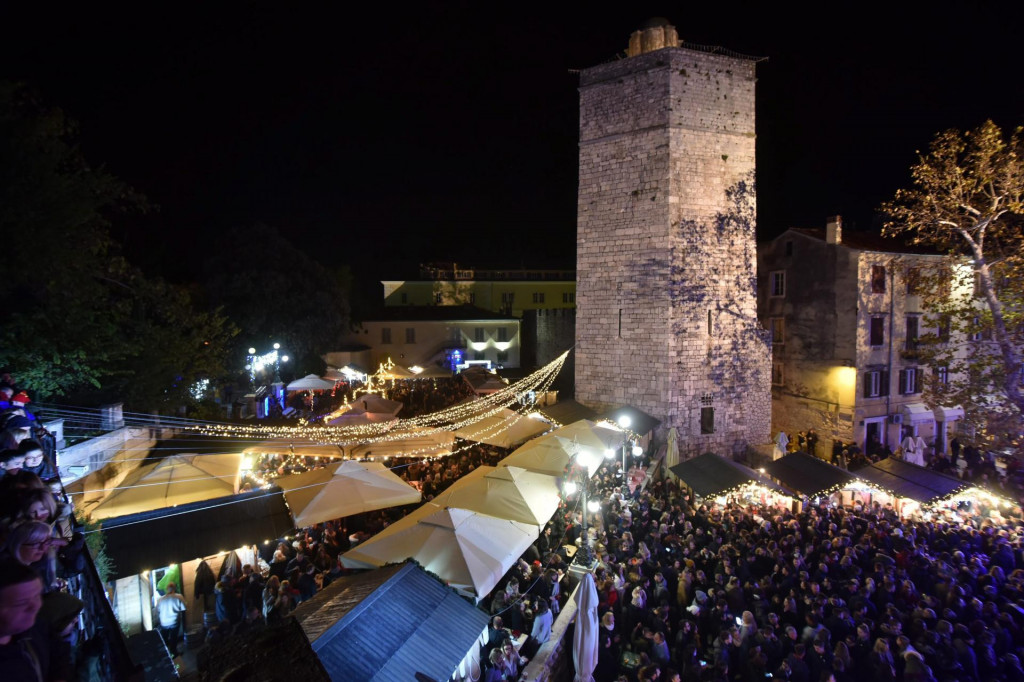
[362,305,518,322]
[783,227,943,255]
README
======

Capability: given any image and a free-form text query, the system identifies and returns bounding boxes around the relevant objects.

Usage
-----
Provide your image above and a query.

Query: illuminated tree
[882,121,1023,449]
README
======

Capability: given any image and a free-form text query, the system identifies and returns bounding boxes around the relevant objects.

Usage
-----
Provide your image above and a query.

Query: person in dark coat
[595,612,620,682]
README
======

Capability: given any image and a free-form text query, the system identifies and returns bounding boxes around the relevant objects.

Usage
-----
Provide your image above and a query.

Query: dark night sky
[3,3,1022,282]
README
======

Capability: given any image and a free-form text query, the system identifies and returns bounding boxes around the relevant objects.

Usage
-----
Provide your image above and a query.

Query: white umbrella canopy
[498,436,574,477]
[666,427,680,471]
[573,571,599,682]
[549,420,625,453]
[451,408,549,448]
[328,393,403,426]
[242,437,345,458]
[322,368,346,382]
[347,427,454,460]
[341,507,538,600]
[275,460,421,527]
[89,453,243,520]
[287,374,337,391]
[432,465,560,527]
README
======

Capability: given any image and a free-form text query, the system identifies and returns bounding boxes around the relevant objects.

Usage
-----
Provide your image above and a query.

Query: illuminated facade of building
[382,263,575,318]
[757,217,963,456]
[574,20,771,458]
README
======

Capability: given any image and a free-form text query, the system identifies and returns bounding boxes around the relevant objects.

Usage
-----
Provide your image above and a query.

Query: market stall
[669,452,796,507]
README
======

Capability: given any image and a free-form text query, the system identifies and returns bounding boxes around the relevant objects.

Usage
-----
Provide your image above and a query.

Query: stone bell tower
[574,19,771,458]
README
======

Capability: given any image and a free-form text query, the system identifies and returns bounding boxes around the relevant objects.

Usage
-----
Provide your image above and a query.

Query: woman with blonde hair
[2,520,68,593]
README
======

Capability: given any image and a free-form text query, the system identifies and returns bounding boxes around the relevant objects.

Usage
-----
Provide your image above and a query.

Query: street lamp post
[617,415,632,495]
[567,437,602,569]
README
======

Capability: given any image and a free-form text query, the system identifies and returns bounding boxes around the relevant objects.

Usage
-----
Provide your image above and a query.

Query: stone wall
[576,40,771,457]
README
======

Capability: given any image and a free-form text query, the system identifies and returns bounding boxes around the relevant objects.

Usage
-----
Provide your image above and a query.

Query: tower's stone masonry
[575,28,771,457]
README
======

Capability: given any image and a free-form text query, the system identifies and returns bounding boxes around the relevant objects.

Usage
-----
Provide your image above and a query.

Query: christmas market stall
[763,452,867,505]
[101,488,294,638]
[853,457,1014,518]
[669,452,797,507]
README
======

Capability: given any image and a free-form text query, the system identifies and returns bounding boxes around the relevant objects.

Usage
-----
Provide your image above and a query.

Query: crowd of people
[0,380,90,680]
[481,452,1024,682]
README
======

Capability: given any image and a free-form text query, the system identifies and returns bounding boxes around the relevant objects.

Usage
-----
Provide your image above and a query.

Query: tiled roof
[784,228,943,255]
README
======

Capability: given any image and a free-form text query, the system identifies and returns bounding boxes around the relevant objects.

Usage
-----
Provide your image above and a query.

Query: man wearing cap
[10,392,35,421]
[157,582,187,657]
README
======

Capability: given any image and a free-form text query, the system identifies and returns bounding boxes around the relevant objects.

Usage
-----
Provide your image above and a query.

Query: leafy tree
[202,223,351,377]
[0,82,238,408]
[0,82,144,396]
[882,121,1023,449]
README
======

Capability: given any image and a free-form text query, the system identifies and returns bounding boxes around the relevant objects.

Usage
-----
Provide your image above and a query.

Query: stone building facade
[575,21,771,458]
[758,218,962,457]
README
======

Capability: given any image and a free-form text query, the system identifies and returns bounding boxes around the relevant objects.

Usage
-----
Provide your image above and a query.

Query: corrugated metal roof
[537,400,599,426]
[294,562,488,682]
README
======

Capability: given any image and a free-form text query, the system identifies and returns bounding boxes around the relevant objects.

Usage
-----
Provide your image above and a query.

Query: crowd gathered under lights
[4,351,1024,681]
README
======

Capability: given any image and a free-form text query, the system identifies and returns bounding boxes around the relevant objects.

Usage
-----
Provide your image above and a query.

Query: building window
[501,292,514,304]
[871,265,887,293]
[863,370,889,398]
[435,292,443,303]
[562,292,575,303]
[906,267,920,295]
[905,315,919,350]
[532,292,545,303]
[785,240,794,257]
[497,328,508,343]
[938,314,951,343]
[770,318,785,346]
[772,361,784,386]
[405,328,415,344]
[468,292,476,304]
[474,327,485,342]
[899,368,920,395]
[935,366,949,385]
[700,407,715,434]
[770,271,786,298]
[969,316,983,342]
[381,328,392,344]
[870,316,886,347]
[473,351,485,361]
[497,350,509,362]
[400,292,408,304]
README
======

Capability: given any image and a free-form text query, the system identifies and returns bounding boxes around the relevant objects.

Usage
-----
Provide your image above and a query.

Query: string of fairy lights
[191,351,567,453]
[66,353,568,502]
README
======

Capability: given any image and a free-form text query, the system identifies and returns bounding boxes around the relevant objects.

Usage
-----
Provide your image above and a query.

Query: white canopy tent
[275,460,421,527]
[242,437,345,459]
[89,453,243,521]
[286,374,337,391]
[497,436,574,477]
[430,465,560,527]
[451,408,548,449]
[341,507,538,601]
[348,427,454,460]
[548,420,626,453]
[328,393,403,426]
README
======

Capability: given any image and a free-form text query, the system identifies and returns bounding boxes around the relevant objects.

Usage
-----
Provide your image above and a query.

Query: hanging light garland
[191,352,569,453]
